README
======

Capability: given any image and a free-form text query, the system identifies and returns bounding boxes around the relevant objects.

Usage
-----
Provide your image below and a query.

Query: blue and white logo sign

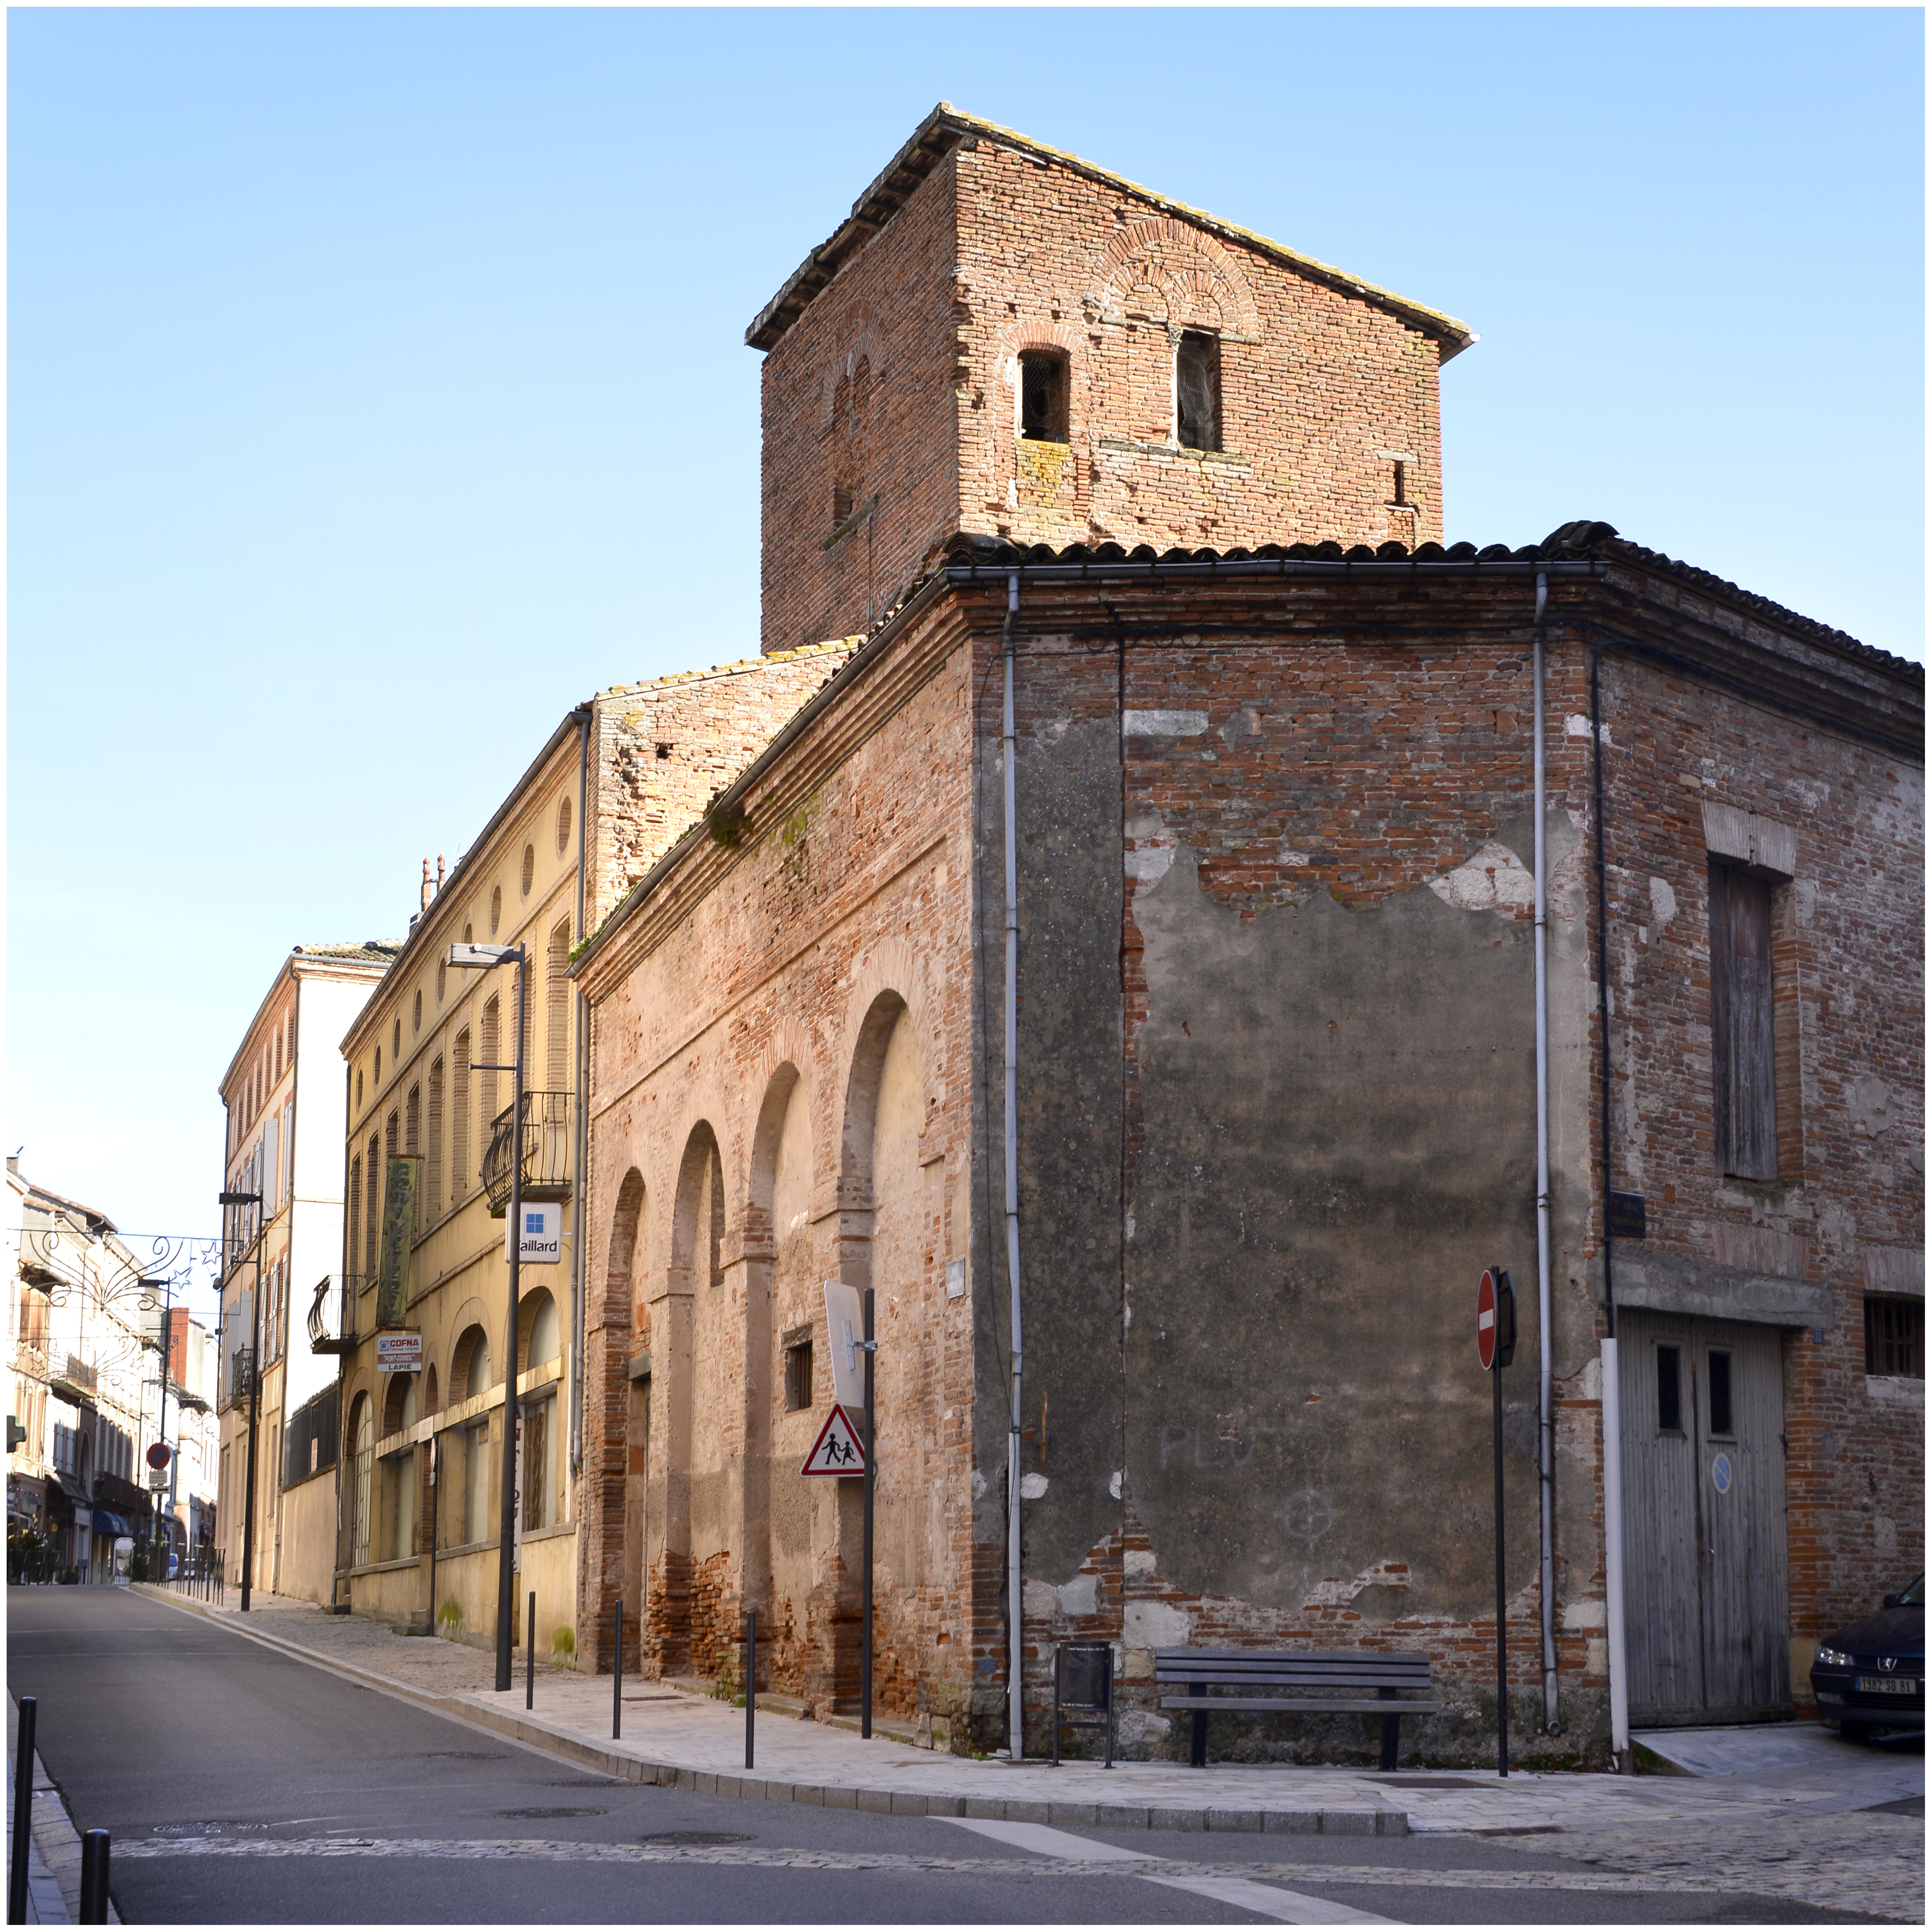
[1711,1452,1733,1495]
[505,1201,562,1265]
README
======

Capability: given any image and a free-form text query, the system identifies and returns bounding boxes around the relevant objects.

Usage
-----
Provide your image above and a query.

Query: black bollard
[613,1597,623,1740]
[526,1593,536,1710]
[78,1829,109,1924]
[745,1609,756,1771]
[10,1695,36,1925]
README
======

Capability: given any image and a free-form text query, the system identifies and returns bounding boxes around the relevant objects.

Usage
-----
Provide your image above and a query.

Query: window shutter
[1710,862,1777,1179]
[546,922,570,1090]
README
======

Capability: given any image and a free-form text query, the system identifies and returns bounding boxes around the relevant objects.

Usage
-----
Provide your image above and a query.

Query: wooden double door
[1619,1312,1793,1725]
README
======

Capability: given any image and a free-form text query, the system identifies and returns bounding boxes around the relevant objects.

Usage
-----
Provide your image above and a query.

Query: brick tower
[748,104,1474,655]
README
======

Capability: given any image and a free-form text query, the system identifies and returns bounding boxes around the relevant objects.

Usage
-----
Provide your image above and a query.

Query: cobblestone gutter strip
[130,1588,1401,1839]
[8,1693,120,1925]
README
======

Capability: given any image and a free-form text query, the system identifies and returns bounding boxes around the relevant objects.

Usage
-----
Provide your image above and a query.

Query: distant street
[11,1588,1915,1924]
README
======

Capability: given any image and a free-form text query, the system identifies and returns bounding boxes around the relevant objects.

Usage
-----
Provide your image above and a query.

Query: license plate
[1855,1676,1919,1696]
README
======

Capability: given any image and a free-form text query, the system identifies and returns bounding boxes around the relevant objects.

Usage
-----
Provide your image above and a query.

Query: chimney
[436,854,446,894]
[420,858,434,913]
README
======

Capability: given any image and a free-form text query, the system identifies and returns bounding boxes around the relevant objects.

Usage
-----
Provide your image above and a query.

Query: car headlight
[1814,1647,1854,1668]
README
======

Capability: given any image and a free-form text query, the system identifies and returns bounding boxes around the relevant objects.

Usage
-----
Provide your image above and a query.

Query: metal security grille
[1865,1295,1925,1379]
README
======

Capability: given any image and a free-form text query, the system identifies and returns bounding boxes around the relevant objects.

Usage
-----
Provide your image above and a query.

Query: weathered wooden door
[1620,1311,1791,1724]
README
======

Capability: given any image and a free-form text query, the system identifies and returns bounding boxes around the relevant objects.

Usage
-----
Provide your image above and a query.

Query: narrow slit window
[1709,860,1777,1179]
[1176,330,1221,451]
[1018,351,1068,442]
[783,1339,813,1413]
[1707,1350,1734,1436]
[1657,1344,1682,1434]
[831,480,853,529]
[1391,460,1408,505]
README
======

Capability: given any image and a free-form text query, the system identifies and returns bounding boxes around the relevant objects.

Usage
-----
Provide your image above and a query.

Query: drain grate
[498,1807,609,1820]
[425,1751,510,1761]
[152,1822,275,1837]
[639,1830,755,1846]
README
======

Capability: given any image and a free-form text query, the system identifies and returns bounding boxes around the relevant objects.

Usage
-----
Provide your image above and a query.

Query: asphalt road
[6,1588,1880,1925]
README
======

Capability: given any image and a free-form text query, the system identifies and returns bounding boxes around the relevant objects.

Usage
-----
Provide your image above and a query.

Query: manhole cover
[639,1830,755,1846]
[497,1807,608,1819]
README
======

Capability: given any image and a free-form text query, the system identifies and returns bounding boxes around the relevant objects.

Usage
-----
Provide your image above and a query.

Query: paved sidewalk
[131,1584,1921,1857]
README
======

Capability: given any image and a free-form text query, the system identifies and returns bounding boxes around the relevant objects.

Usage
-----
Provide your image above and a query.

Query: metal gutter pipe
[569,706,591,1486]
[1590,642,1632,1769]
[1533,575,1559,1736]
[1001,570,1026,1761]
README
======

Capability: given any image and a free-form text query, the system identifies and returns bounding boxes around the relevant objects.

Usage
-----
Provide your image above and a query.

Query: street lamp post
[218,1189,265,1611]
[137,1277,175,1576]
[448,940,527,1694]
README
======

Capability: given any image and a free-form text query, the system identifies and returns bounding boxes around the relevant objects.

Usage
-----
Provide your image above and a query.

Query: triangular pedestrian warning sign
[800,1403,867,1477]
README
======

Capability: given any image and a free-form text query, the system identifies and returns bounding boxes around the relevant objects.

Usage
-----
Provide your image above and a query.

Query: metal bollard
[78,1829,109,1924]
[612,1597,623,1740]
[745,1608,756,1771]
[10,1695,35,1925]
[526,1593,535,1710]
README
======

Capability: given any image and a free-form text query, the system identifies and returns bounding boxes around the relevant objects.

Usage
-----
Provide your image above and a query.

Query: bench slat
[1160,1697,1445,1715]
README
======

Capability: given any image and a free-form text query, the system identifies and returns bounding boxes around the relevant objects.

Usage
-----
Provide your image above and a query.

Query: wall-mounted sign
[376,1333,423,1375]
[505,1202,562,1265]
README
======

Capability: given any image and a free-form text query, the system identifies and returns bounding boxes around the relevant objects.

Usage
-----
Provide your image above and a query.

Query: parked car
[1810,1574,1924,1738]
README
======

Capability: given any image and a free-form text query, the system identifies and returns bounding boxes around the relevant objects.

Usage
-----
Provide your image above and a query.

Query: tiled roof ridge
[747,102,1473,358]
[931,524,1918,681]
[597,636,858,702]
[292,940,405,961]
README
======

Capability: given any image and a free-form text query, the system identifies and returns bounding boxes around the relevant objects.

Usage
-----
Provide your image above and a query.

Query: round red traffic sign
[1477,1269,1499,1372]
[146,1442,171,1471]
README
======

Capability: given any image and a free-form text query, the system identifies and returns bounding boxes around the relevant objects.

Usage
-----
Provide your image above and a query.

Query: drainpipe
[569,706,591,1490]
[1001,571,1026,1761]
[1532,576,1559,1735]
[1590,642,1632,1770]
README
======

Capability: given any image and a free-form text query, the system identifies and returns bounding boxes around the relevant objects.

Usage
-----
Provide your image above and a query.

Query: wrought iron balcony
[48,1354,96,1407]
[308,1275,358,1356]
[482,1091,573,1218]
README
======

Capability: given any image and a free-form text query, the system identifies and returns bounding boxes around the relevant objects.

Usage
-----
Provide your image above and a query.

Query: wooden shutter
[427,1058,445,1221]
[480,1000,500,1130]
[546,922,570,1090]
[452,1031,471,1202]
[1709,861,1777,1179]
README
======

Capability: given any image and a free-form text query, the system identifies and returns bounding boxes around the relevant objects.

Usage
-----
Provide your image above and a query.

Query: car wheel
[1840,1719,1874,1742]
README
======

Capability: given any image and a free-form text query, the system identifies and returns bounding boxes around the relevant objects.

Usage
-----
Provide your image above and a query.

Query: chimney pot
[420,858,433,913]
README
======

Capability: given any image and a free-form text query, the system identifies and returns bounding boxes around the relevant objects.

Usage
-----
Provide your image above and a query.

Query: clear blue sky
[9,8,1923,1278]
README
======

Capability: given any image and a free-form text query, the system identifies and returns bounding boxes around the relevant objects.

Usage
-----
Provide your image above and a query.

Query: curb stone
[129,1588,1406,1838]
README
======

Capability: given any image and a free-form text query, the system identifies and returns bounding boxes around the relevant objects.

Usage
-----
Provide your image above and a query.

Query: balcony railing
[308,1275,358,1356]
[49,1354,96,1406]
[482,1091,573,1217]
[225,1347,254,1413]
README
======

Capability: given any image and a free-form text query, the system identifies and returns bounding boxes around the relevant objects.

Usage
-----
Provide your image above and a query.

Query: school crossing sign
[799,1404,867,1478]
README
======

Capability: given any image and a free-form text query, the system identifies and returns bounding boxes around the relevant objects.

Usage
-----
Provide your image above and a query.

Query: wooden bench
[1154,1648,1440,1770]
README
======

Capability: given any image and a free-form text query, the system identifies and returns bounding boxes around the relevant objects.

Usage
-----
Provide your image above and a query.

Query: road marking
[944,1818,1155,1861]
[944,1815,1392,1923]
[1142,1872,1391,1924]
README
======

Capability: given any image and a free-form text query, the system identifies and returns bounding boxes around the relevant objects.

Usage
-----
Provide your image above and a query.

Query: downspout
[1590,642,1631,1770]
[569,705,591,1488]
[1532,575,1559,1735]
[1001,571,1026,1760]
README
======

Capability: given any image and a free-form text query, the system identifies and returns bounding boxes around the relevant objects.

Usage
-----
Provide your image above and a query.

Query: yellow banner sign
[376,1157,421,1329]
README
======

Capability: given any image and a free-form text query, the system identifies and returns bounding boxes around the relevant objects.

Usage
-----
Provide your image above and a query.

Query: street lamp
[447,939,527,1693]
[218,1188,265,1611]
[137,1277,175,1576]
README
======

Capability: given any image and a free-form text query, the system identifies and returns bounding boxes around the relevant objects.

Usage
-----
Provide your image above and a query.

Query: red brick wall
[755,132,1447,654]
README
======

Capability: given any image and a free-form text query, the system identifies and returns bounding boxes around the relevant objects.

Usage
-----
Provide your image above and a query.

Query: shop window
[384,1447,416,1561]
[1176,330,1221,451]
[1019,350,1068,442]
[1865,1296,1924,1379]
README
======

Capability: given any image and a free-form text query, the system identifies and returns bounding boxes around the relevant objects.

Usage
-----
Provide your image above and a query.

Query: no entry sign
[1477,1268,1516,1372]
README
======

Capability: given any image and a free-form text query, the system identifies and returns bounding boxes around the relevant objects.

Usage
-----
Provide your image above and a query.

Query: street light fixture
[447,939,527,1693]
[218,1188,265,1611]
[137,1277,176,1574]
